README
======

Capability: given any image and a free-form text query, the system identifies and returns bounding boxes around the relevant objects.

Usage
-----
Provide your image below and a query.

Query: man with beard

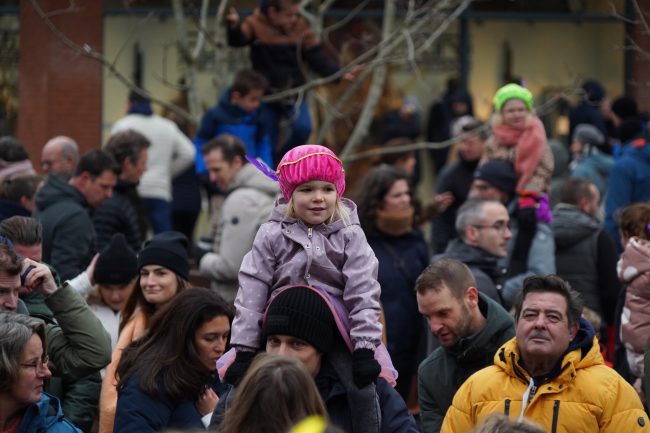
[441,276,648,433]
[417,259,515,433]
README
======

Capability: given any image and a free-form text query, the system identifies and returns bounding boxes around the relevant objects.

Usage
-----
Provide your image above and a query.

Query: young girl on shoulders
[226,144,384,388]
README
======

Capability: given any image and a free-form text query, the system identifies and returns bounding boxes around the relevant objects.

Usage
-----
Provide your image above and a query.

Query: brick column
[628,0,650,113]
[17,0,103,165]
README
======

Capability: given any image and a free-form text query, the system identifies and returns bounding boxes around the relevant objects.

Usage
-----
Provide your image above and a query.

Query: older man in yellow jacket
[441,275,648,433]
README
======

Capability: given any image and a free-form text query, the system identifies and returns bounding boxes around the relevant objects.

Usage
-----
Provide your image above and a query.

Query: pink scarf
[492,116,546,192]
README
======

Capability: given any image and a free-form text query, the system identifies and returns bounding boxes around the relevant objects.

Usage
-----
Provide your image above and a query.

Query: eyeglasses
[472,220,511,233]
[20,355,49,372]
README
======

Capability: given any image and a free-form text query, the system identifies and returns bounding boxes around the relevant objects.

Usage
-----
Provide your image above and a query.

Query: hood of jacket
[218,88,252,119]
[268,197,361,235]
[35,175,88,211]
[437,239,505,279]
[228,163,280,197]
[552,204,600,249]
[494,318,599,385]
[447,293,515,364]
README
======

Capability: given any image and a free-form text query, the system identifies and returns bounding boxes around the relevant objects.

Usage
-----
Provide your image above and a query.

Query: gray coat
[199,163,279,304]
[230,198,382,351]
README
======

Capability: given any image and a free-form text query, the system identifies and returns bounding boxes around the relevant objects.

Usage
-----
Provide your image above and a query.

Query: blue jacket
[16,393,81,433]
[570,149,614,197]
[194,88,272,172]
[604,137,650,250]
[114,373,225,433]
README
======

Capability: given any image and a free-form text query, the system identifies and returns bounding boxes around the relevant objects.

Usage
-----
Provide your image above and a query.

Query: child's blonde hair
[285,195,351,227]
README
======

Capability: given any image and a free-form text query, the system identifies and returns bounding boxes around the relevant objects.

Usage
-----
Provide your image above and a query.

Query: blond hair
[285,196,351,227]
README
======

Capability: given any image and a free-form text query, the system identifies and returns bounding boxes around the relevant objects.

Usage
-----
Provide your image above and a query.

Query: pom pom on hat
[493,83,533,112]
[94,233,138,285]
[276,145,345,200]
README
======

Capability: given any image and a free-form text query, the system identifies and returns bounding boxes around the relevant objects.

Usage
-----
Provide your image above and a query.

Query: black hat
[94,234,138,285]
[262,286,335,353]
[473,160,517,198]
[137,231,189,281]
[611,96,638,120]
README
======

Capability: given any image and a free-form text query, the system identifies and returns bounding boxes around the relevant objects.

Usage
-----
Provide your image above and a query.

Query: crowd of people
[1,0,650,432]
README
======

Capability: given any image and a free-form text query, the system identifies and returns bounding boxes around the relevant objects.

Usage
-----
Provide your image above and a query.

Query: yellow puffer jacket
[441,337,649,433]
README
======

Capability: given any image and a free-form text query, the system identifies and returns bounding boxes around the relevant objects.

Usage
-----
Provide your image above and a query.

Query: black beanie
[137,231,189,281]
[94,233,138,285]
[611,96,638,120]
[473,160,517,198]
[263,286,335,353]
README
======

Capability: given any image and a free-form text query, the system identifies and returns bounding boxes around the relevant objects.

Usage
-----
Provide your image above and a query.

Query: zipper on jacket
[551,400,560,433]
[503,399,511,416]
[518,378,536,421]
[308,227,312,239]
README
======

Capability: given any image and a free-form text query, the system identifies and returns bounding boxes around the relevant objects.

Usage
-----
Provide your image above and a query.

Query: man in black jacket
[34,150,119,281]
[93,130,150,252]
[416,259,514,433]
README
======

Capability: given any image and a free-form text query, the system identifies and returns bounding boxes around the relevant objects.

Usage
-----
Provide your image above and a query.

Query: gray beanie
[573,124,605,148]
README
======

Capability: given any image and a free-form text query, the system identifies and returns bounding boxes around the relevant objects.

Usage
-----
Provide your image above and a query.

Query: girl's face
[99,282,135,312]
[11,334,51,406]
[382,179,411,213]
[139,265,179,307]
[194,315,231,370]
[501,99,529,129]
[291,180,337,227]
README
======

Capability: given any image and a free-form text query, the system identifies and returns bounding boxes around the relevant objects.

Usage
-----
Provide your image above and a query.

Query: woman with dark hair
[114,287,232,432]
[356,165,429,401]
[219,353,326,433]
[0,313,81,432]
[99,231,192,433]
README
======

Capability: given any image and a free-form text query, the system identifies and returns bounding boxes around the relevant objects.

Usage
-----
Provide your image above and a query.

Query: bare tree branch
[27,0,195,125]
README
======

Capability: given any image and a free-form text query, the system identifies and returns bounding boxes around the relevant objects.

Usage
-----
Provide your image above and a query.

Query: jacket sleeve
[227,21,253,47]
[49,210,94,281]
[342,226,383,350]
[229,225,277,349]
[199,191,264,284]
[303,44,340,78]
[440,380,476,433]
[599,373,649,433]
[376,379,420,433]
[170,125,196,178]
[44,284,112,379]
[113,379,172,433]
[418,365,444,433]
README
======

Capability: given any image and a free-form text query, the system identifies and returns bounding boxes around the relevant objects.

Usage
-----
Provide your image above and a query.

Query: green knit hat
[493,83,533,112]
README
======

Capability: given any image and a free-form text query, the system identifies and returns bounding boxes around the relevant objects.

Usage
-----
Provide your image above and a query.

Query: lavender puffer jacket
[230,198,383,351]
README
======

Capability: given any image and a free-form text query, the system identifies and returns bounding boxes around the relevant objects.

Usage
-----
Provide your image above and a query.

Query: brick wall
[17,0,103,166]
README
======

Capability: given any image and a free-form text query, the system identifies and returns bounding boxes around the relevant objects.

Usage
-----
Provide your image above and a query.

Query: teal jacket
[15,392,81,433]
[21,283,112,431]
[418,294,515,433]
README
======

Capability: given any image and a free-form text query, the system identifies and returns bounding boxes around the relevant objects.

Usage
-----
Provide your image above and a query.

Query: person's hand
[21,259,58,297]
[86,253,99,286]
[225,7,240,28]
[342,64,364,82]
[196,387,219,416]
[224,351,256,386]
[352,348,380,388]
[432,192,454,213]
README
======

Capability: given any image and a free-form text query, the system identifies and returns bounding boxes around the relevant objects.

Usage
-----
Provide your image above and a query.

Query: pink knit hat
[276,144,345,200]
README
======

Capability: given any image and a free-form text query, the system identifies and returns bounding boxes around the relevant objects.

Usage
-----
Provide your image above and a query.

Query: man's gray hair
[0,312,46,391]
[455,199,499,241]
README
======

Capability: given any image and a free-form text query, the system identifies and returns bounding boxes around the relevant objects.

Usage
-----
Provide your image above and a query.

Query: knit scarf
[492,116,546,192]
[375,207,414,236]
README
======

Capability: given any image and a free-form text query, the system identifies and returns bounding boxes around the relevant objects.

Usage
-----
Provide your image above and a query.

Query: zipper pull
[308,227,312,238]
